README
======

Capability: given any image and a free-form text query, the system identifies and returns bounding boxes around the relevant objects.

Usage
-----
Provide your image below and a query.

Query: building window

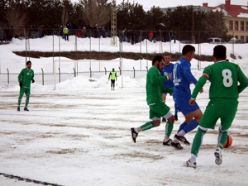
[235,21,239,31]
[229,20,233,30]
[246,36,248,43]
[246,22,248,31]
[240,21,244,31]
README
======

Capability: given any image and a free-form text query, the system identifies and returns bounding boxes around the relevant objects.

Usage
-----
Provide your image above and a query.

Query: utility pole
[191,6,196,43]
[111,0,117,45]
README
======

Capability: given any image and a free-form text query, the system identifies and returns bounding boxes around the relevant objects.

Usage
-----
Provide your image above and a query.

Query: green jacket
[63,27,69,34]
[146,66,167,105]
[18,68,34,88]
[109,71,117,80]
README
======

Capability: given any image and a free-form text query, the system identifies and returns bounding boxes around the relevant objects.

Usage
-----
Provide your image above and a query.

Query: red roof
[220,4,248,17]
[206,1,248,17]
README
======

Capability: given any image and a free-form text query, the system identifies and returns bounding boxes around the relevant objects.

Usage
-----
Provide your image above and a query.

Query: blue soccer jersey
[173,57,199,115]
[161,63,174,89]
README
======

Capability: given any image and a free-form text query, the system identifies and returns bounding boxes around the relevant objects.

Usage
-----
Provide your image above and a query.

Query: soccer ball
[224,135,233,148]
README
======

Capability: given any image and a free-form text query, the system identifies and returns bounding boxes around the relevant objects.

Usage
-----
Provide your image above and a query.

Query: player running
[185,45,248,168]
[131,55,182,149]
[17,61,35,111]
[173,45,202,145]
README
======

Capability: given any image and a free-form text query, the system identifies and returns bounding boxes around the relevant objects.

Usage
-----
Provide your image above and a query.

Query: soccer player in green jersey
[185,45,248,168]
[131,55,182,149]
[17,61,35,112]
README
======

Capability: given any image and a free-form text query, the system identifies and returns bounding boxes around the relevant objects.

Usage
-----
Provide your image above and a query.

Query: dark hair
[213,45,226,59]
[152,55,164,65]
[26,61,32,65]
[182,45,195,55]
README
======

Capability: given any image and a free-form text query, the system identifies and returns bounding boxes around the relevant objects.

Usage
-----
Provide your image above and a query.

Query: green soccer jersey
[203,60,248,99]
[146,66,167,105]
[18,68,34,88]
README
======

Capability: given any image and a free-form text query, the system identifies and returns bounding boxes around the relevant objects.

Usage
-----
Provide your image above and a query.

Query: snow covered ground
[0,73,248,186]
[0,37,248,185]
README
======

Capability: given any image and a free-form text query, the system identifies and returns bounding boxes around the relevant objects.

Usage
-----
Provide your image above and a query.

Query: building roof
[209,1,248,18]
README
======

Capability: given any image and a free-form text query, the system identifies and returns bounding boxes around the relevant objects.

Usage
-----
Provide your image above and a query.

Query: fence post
[89,67,92,78]
[58,67,61,83]
[104,67,107,75]
[41,68,44,85]
[7,68,9,86]
[133,67,135,78]
[119,67,121,76]
[73,68,76,77]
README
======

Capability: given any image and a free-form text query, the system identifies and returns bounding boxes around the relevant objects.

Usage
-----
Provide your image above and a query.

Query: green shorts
[149,102,170,120]
[200,99,238,130]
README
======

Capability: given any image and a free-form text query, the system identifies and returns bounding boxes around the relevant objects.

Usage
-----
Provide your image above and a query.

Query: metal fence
[0,67,150,87]
[1,28,245,88]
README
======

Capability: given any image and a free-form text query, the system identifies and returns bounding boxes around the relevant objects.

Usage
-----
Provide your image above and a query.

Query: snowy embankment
[0,36,247,74]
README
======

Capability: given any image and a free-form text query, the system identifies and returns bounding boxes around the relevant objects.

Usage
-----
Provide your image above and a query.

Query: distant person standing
[63,26,69,41]
[17,61,35,111]
[108,68,117,90]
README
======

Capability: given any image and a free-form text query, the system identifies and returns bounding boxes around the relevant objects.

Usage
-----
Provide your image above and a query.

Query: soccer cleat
[163,138,172,146]
[24,107,29,111]
[131,128,138,143]
[171,140,183,150]
[185,159,197,168]
[162,118,167,122]
[174,134,190,145]
[214,148,222,165]
[17,107,20,111]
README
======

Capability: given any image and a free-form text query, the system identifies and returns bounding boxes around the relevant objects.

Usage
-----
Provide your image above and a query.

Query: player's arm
[32,70,35,83]
[237,66,248,93]
[183,65,197,85]
[150,69,167,85]
[108,72,111,80]
[189,74,208,105]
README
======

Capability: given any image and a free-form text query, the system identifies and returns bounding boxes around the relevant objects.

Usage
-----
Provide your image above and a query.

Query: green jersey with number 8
[203,60,247,99]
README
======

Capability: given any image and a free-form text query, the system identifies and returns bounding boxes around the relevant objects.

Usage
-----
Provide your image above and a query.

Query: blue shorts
[173,94,199,116]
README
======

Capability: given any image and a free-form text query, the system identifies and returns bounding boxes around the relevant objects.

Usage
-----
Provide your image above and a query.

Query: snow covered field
[0,37,248,185]
[0,74,248,186]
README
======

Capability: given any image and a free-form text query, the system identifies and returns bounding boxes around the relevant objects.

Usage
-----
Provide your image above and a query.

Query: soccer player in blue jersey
[161,55,174,102]
[161,55,177,122]
[173,45,202,145]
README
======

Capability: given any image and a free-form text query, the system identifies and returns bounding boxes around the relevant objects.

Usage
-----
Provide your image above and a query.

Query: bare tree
[80,0,111,27]
[61,0,69,26]
[6,3,28,37]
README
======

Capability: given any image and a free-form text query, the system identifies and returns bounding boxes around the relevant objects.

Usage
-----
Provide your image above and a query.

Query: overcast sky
[71,0,248,10]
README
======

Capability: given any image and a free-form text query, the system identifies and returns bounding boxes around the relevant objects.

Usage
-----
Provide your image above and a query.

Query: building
[204,0,248,42]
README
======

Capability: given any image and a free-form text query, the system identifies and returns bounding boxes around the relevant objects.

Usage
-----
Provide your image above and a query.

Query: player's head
[152,55,165,71]
[182,45,195,61]
[213,45,226,62]
[112,68,115,71]
[26,61,32,69]
[163,55,171,65]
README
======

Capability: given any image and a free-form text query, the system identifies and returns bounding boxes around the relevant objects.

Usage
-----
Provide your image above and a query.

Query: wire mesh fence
[0,28,245,87]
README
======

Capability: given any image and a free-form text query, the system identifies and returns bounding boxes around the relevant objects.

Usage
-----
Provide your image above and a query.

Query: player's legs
[186,100,220,168]
[17,87,25,110]
[24,88,30,109]
[218,100,238,148]
[174,94,202,143]
[176,108,202,145]
[131,102,170,143]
